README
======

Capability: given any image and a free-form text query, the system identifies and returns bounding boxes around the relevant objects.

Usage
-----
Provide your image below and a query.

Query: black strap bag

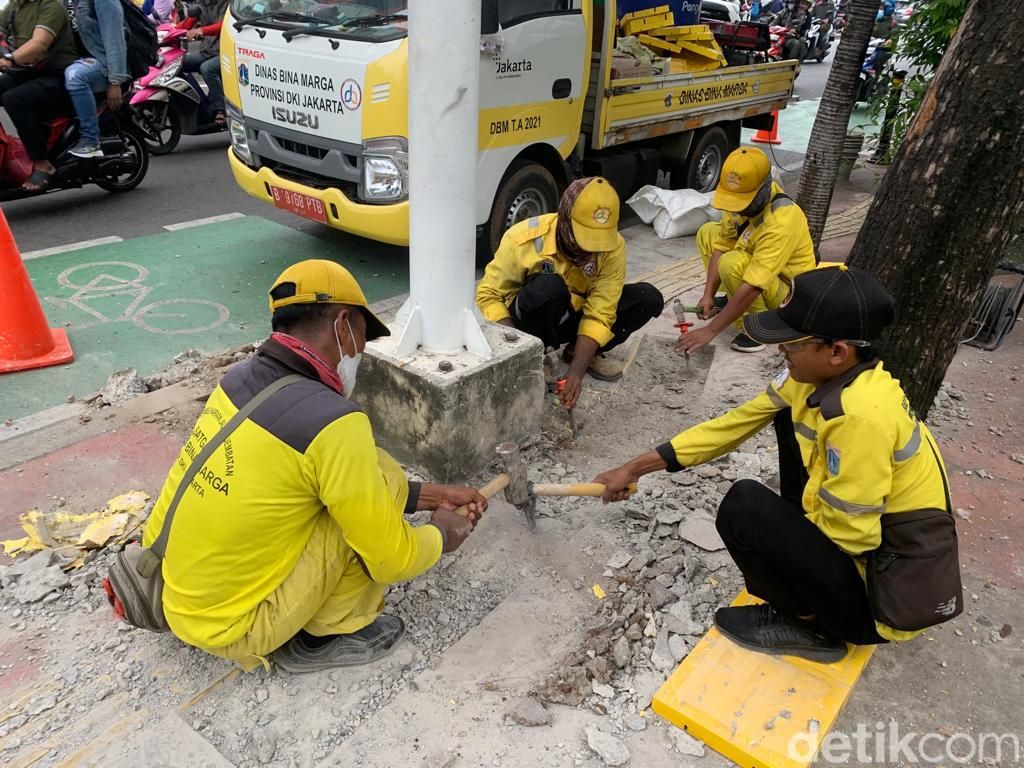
[866,436,964,632]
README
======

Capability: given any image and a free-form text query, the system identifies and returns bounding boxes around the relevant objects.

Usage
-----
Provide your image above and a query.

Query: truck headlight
[361,137,408,202]
[228,112,252,165]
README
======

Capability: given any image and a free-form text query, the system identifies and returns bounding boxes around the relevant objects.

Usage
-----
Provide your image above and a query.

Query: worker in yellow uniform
[595,266,962,661]
[679,146,816,355]
[143,260,488,673]
[476,177,664,408]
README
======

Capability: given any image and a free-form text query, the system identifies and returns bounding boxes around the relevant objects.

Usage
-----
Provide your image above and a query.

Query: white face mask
[333,315,362,396]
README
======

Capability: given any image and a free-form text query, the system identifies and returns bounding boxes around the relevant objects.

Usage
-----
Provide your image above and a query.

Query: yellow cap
[712,147,771,212]
[570,177,621,253]
[269,259,390,340]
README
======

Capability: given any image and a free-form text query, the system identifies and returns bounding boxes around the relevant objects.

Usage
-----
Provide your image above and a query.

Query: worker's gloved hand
[430,507,478,553]
[593,466,638,504]
[436,485,488,518]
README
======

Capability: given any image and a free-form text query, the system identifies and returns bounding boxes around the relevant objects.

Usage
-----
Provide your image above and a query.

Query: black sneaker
[713,294,728,310]
[714,604,848,663]
[730,332,766,353]
[273,615,405,673]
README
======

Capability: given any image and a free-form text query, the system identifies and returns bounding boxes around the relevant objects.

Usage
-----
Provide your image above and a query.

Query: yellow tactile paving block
[622,10,675,36]
[653,591,875,768]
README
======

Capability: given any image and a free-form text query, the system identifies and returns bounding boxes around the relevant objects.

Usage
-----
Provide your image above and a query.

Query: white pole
[397,0,491,358]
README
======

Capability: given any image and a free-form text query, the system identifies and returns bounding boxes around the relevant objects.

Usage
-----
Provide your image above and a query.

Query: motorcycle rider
[0,0,79,191]
[64,0,130,158]
[177,0,228,127]
[782,0,812,62]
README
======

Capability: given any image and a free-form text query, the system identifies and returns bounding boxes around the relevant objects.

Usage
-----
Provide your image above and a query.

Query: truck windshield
[230,0,409,40]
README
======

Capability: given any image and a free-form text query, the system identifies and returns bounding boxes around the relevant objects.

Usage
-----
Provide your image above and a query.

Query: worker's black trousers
[715,410,886,645]
[510,273,664,352]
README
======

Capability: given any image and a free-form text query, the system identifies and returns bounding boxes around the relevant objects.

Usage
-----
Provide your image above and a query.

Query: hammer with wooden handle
[452,443,636,530]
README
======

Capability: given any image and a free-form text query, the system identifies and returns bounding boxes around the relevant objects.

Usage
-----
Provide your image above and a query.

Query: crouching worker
[476,177,664,408]
[682,147,816,355]
[595,266,962,662]
[142,260,488,673]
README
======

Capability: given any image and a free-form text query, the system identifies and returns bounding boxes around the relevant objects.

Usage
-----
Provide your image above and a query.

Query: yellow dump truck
[221,1,796,257]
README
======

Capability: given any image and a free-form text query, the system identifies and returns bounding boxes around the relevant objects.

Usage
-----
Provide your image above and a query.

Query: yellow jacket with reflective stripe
[142,342,442,650]
[475,213,627,347]
[660,361,948,641]
[711,182,817,293]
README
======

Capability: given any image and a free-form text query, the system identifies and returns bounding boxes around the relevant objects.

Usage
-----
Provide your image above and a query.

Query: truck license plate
[270,186,328,223]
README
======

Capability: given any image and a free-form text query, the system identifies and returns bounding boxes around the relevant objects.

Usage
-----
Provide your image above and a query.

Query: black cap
[744,265,895,344]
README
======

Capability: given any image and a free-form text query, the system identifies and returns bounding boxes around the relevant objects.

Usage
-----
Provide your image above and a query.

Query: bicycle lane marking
[43,261,230,335]
[4,215,410,419]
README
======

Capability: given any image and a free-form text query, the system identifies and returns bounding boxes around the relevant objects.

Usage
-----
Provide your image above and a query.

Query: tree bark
[795,0,878,248]
[848,0,1024,417]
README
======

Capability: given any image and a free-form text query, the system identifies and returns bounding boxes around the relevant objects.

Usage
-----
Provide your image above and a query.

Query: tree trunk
[848,0,1024,417]
[795,0,877,248]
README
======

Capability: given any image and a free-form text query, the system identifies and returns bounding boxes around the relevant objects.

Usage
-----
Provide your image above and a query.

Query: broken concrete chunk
[12,565,70,604]
[676,512,726,551]
[646,581,674,610]
[507,697,552,727]
[692,465,721,479]
[592,680,615,699]
[663,601,705,636]
[536,666,590,707]
[668,634,690,662]
[670,728,706,757]
[606,550,632,570]
[585,726,630,767]
[633,670,665,711]
[26,693,58,717]
[651,629,675,671]
[655,507,684,525]
[612,636,632,669]
[101,368,148,404]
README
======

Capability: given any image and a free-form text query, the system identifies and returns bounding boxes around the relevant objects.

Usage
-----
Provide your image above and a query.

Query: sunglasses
[779,336,872,352]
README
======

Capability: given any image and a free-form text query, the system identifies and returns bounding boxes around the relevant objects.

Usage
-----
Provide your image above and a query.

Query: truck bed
[587,59,798,149]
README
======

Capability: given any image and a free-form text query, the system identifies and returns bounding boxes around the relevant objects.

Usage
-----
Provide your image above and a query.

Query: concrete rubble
[2,323,1022,767]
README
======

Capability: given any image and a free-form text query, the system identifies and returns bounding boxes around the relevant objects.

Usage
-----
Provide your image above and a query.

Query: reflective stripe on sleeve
[818,486,886,515]
[893,421,921,462]
[765,384,788,409]
[534,237,544,254]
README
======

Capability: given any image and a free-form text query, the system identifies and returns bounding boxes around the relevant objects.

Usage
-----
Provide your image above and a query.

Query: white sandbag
[626,186,721,239]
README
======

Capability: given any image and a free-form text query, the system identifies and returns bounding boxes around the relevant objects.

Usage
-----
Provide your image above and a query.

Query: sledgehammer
[453,442,637,531]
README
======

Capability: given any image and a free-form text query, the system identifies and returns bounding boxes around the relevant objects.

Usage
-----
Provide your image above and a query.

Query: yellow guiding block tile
[652,592,875,768]
[622,11,676,37]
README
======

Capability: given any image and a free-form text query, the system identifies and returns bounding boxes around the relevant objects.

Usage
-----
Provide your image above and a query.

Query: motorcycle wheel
[138,102,181,156]
[95,130,149,193]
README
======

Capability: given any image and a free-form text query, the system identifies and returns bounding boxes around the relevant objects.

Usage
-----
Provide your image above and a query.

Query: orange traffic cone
[0,209,74,374]
[751,111,783,145]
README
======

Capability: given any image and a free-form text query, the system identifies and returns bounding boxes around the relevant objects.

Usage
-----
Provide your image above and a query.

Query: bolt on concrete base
[357,324,544,482]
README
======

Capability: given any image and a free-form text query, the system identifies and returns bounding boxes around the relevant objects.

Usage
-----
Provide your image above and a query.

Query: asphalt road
[5,49,835,254]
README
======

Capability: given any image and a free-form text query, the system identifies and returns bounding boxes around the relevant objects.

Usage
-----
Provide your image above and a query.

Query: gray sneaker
[69,139,104,158]
[273,615,405,674]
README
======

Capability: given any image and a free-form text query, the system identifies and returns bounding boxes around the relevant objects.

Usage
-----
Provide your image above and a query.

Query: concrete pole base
[359,324,544,482]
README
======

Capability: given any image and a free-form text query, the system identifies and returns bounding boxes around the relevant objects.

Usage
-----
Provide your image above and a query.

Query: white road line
[21,236,124,261]
[164,212,246,231]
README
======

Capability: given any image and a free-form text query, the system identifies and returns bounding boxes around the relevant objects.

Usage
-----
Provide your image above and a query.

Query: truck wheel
[683,127,729,193]
[479,161,559,265]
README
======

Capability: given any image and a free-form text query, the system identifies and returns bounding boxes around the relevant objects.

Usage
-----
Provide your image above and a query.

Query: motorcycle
[130,25,227,155]
[766,17,803,77]
[0,102,149,202]
[856,37,892,102]
[803,16,832,62]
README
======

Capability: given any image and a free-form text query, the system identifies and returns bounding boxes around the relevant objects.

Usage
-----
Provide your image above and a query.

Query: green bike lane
[2,216,409,421]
